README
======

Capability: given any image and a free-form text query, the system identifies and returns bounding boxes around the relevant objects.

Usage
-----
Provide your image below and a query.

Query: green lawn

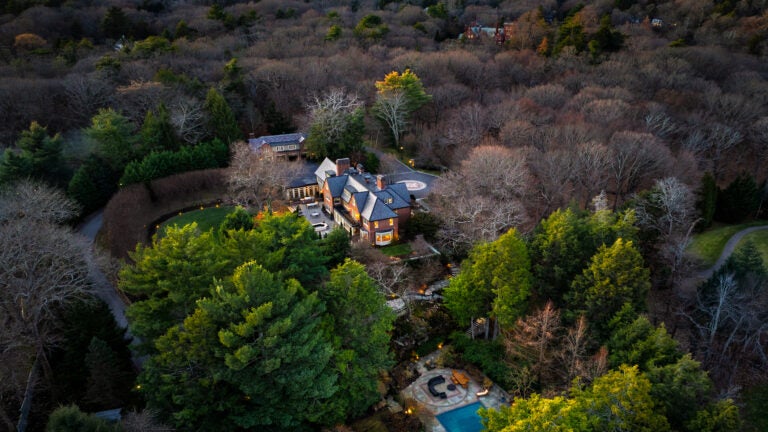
[379,242,412,257]
[159,206,235,237]
[687,221,768,267]
[735,229,768,265]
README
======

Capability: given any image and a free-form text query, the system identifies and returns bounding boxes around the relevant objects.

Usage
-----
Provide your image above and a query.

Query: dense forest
[1,0,768,430]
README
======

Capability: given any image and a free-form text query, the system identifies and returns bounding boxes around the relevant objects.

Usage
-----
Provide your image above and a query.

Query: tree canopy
[444,228,532,328]
[138,262,337,431]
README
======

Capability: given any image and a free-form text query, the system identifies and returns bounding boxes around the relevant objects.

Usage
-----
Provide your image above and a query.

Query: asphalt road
[370,149,438,199]
[697,225,768,280]
[78,211,130,330]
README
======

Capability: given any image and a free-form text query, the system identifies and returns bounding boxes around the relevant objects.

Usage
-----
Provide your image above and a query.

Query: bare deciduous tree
[0,179,80,224]
[374,90,409,149]
[170,96,205,145]
[683,123,741,182]
[527,148,574,217]
[122,409,174,432]
[608,131,672,208]
[226,141,301,211]
[430,145,530,254]
[503,301,561,384]
[635,177,699,285]
[571,141,611,207]
[62,74,114,126]
[0,182,94,431]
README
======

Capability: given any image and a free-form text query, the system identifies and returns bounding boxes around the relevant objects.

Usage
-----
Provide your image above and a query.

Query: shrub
[103,169,227,258]
[120,139,228,186]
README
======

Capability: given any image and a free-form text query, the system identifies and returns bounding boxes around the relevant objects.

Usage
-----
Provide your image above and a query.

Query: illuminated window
[375,230,394,246]
[389,218,394,225]
[374,221,379,229]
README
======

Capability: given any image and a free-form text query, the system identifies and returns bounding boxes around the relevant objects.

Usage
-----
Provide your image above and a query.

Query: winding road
[696,225,768,280]
[78,210,130,329]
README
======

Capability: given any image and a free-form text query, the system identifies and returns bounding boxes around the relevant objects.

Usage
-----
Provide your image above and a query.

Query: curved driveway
[369,148,438,199]
[697,225,768,280]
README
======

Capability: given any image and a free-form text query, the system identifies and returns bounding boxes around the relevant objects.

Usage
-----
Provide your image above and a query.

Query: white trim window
[375,230,394,246]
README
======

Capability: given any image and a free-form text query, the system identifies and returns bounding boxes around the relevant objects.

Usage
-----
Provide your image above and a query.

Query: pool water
[436,401,485,432]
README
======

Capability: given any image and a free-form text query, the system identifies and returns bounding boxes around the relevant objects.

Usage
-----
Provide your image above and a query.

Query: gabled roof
[326,175,347,198]
[374,189,409,209]
[360,193,397,221]
[314,158,336,179]
[315,157,338,188]
[387,183,411,203]
[353,191,368,209]
[248,133,306,151]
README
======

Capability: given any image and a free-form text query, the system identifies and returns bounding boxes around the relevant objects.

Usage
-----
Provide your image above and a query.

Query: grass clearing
[159,206,235,237]
[687,221,768,267]
[380,242,412,257]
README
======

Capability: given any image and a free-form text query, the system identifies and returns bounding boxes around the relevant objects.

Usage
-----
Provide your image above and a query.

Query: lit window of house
[389,218,394,226]
[374,221,379,229]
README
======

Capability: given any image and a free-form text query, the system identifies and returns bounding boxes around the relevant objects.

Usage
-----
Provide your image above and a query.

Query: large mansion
[315,158,412,246]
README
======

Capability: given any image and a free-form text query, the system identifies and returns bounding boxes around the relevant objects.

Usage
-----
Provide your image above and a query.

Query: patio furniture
[451,370,470,388]
[427,376,447,399]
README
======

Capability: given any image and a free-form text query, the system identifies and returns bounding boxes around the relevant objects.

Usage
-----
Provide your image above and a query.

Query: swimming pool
[436,401,485,432]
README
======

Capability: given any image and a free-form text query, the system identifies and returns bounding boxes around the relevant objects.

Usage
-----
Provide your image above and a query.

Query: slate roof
[315,157,410,222]
[249,133,306,151]
[353,191,368,209]
[288,161,319,188]
[387,183,411,203]
[374,188,410,210]
[360,193,398,221]
[326,175,348,198]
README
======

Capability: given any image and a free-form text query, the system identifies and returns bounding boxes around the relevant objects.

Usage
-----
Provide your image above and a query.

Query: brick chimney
[376,174,386,190]
[335,158,350,177]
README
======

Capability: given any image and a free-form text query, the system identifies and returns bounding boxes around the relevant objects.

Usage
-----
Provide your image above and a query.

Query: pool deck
[400,351,510,432]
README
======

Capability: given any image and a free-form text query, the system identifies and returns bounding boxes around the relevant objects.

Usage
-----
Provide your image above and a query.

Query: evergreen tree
[50,299,134,411]
[138,263,337,431]
[85,108,136,171]
[481,365,670,431]
[444,228,532,329]
[696,172,717,230]
[120,224,228,350]
[570,238,650,338]
[101,6,131,40]
[204,87,240,144]
[320,227,351,269]
[263,100,296,134]
[715,173,760,223]
[67,154,121,215]
[530,208,591,306]
[0,122,67,187]
[319,260,395,420]
[84,337,134,409]
[140,103,179,153]
[218,206,254,235]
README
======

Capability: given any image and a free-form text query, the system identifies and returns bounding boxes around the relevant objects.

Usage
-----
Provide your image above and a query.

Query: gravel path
[697,225,768,280]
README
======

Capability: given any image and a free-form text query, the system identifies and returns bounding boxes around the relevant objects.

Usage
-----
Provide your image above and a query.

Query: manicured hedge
[120,139,228,185]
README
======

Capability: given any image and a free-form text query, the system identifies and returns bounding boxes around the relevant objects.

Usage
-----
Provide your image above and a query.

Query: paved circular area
[409,370,470,408]
[398,180,428,191]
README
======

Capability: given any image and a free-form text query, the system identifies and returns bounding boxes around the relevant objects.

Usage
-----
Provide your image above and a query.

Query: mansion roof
[314,157,411,222]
